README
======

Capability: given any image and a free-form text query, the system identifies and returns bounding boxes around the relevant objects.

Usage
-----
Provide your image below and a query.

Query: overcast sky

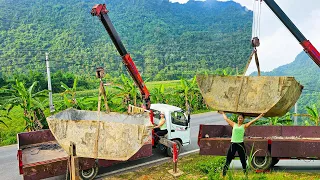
[169,0,320,74]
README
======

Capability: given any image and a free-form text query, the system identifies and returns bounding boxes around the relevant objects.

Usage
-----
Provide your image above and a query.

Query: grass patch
[146,80,181,90]
[106,153,320,180]
[0,106,25,146]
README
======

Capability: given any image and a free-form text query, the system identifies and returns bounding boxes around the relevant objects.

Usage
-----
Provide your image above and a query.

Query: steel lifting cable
[252,0,262,39]
[243,0,262,76]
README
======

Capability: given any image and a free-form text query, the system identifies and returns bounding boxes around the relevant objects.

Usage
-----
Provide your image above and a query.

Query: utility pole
[46,53,55,113]
[294,102,298,125]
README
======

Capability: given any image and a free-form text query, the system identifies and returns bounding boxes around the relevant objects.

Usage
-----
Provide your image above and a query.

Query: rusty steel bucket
[47,109,153,161]
[196,75,303,117]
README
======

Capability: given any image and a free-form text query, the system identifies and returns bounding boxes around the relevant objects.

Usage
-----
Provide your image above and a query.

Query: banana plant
[0,106,9,128]
[0,80,48,131]
[60,77,78,109]
[254,112,293,126]
[177,75,198,113]
[151,84,165,103]
[295,104,320,126]
[113,74,139,107]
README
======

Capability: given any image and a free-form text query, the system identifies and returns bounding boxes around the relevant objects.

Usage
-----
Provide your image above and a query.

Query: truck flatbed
[21,141,67,167]
[199,125,320,170]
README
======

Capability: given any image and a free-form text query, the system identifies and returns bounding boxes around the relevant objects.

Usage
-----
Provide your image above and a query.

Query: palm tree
[0,79,48,131]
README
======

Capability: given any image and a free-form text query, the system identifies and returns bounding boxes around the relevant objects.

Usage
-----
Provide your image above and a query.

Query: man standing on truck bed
[219,111,264,176]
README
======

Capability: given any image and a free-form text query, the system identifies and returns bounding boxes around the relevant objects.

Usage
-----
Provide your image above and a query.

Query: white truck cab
[150,104,191,154]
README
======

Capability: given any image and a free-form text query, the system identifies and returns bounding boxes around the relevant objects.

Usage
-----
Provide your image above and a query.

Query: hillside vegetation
[0,0,253,81]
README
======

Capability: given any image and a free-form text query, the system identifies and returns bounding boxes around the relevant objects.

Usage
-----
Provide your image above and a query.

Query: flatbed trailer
[17,130,152,180]
[198,125,320,170]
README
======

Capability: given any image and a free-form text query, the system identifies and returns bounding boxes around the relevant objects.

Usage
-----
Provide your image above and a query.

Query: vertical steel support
[173,143,178,173]
[45,53,55,113]
[294,102,298,125]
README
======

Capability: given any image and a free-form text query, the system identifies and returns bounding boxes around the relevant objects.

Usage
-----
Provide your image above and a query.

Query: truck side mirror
[188,114,190,123]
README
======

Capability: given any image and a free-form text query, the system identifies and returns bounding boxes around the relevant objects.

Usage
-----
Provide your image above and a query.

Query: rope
[242,48,261,76]
[242,49,255,76]
[254,50,261,76]
[94,80,103,159]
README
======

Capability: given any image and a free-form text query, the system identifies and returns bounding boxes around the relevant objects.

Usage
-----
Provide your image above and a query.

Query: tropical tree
[295,104,320,126]
[0,79,48,131]
[0,107,9,128]
[254,112,293,126]
[151,84,165,103]
[0,109,10,144]
[176,75,199,113]
[60,77,79,109]
[113,74,140,107]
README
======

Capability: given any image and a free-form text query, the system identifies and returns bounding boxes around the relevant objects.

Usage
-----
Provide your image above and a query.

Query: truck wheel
[249,150,272,170]
[79,166,99,180]
[167,140,182,157]
[157,144,167,155]
[271,158,280,167]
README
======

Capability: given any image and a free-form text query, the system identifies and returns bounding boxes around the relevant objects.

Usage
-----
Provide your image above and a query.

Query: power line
[303,89,320,93]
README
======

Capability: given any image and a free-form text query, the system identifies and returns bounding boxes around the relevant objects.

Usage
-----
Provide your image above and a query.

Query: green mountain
[251,51,320,111]
[0,0,253,81]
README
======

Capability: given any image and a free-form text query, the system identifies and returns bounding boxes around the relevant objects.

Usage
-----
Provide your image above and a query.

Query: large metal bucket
[47,109,153,161]
[196,75,303,117]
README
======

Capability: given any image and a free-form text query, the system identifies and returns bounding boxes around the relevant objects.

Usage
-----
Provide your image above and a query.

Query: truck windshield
[171,111,188,126]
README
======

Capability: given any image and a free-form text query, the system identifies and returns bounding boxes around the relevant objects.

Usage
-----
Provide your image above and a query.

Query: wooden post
[96,67,110,113]
[69,142,80,180]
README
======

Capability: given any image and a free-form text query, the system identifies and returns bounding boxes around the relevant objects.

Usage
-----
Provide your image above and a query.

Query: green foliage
[305,104,320,126]
[0,79,48,131]
[0,112,10,128]
[295,104,320,126]
[151,84,165,103]
[0,0,252,82]
[113,74,140,107]
[255,112,293,126]
[59,76,79,109]
[0,106,25,146]
[194,156,225,179]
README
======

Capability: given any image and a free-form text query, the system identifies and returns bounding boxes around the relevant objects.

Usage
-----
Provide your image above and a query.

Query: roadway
[1,112,320,179]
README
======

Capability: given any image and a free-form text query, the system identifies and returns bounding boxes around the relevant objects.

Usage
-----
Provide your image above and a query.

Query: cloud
[169,0,188,3]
